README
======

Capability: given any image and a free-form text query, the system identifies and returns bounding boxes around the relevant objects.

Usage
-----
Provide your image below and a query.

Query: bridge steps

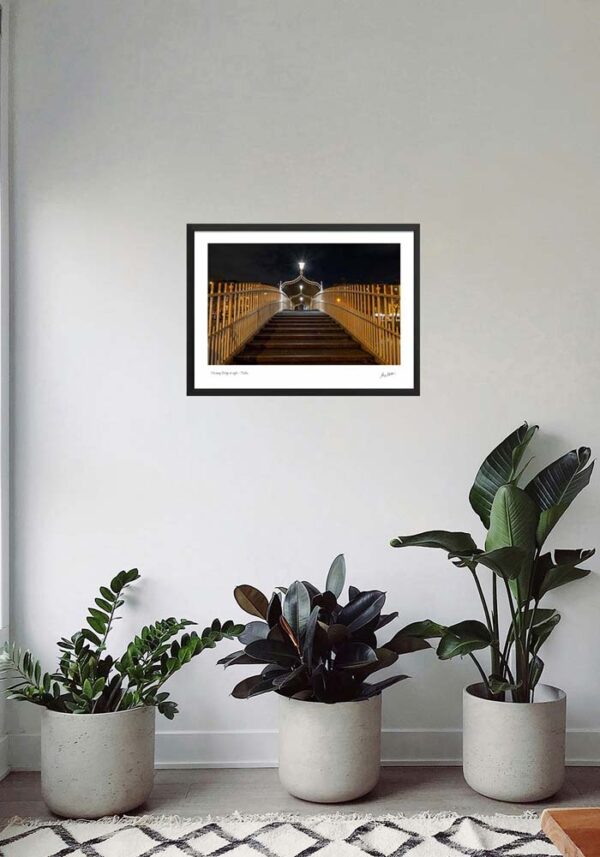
[249,339,358,350]
[232,310,376,365]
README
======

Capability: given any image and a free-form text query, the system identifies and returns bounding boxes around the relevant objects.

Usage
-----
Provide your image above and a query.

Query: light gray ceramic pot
[278,694,381,802]
[463,682,566,802]
[41,706,155,818]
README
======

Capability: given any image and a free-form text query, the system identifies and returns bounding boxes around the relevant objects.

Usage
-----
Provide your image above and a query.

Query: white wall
[9,0,600,768]
[0,1,11,780]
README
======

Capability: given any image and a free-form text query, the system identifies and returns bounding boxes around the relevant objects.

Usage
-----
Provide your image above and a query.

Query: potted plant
[0,568,243,818]
[219,554,429,802]
[391,422,594,802]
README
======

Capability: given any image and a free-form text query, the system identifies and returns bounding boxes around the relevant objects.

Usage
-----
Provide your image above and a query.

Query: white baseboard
[8,728,600,770]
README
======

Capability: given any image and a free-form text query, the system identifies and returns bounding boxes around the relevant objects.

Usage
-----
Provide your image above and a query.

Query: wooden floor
[0,767,598,822]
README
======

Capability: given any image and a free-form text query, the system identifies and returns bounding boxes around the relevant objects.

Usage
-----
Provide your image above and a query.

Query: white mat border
[1,810,542,831]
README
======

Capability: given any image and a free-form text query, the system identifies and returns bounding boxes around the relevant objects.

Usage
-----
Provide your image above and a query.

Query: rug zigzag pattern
[0,813,558,857]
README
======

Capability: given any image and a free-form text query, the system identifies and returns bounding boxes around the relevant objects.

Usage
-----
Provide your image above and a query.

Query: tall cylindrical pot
[41,706,155,818]
[278,694,381,803]
[463,683,566,802]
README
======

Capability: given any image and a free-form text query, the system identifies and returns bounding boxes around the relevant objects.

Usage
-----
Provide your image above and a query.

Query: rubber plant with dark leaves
[391,423,594,703]
[219,555,430,702]
[0,569,244,719]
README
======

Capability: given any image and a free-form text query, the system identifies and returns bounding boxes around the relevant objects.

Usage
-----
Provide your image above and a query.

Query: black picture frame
[187,224,420,396]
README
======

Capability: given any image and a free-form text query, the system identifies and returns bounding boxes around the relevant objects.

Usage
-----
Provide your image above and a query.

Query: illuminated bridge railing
[208,282,291,364]
[313,284,400,365]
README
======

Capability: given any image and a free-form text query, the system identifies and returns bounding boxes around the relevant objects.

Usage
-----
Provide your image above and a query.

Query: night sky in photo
[208,243,401,288]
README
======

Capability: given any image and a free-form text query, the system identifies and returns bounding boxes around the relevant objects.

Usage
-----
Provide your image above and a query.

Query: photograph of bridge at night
[207,243,401,366]
[188,225,419,396]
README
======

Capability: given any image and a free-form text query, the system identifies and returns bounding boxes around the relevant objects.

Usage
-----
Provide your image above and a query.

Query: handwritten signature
[379,371,396,380]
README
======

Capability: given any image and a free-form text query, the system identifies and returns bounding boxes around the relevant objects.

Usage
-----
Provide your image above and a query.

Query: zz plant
[220,554,430,702]
[391,423,594,702]
[0,568,243,718]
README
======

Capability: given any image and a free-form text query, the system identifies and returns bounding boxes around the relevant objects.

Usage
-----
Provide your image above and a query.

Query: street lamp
[298,261,305,273]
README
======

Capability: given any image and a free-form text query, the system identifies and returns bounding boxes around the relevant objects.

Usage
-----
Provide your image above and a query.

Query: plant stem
[468,652,489,691]
[524,548,541,656]
[491,574,500,678]
[497,649,516,686]
[519,547,541,703]
[469,567,493,633]
[501,625,514,679]
[525,597,540,654]
[500,574,527,701]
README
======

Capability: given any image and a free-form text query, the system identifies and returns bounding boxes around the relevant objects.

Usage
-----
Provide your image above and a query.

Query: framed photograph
[187,224,419,396]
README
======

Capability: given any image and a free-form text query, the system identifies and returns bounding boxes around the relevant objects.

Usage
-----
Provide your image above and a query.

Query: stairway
[233,310,376,365]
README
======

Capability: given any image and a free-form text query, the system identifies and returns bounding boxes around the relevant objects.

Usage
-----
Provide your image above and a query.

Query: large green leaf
[327,623,350,648]
[485,484,538,553]
[325,554,346,598]
[526,448,594,546]
[526,447,593,510]
[334,642,378,669]
[529,655,544,691]
[245,639,298,666]
[436,620,491,660]
[302,606,320,666]
[217,650,260,668]
[273,665,308,694]
[355,647,399,678]
[469,423,538,528]
[376,612,399,630]
[312,591,337,614]
[360,674,409,697]
[338,590,386,633]
[467,544,534,602]
[535,504,568,548]
[530,611,561,654]
[238,621,269,645]
[266,593,282,627]
[231,675,275,699]
[261,663,288,678]
[538,549,594,597]
[394,619,447,639]
[512,607,558,640]
[554,548,595,565]
[390,531,477,555]
[384,630,432,654]
[283,581,311,637]
[302,581,320,599]
[466,546,528,581]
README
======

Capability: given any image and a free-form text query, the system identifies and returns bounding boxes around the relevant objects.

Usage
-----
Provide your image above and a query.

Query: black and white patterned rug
[0,812,559,856]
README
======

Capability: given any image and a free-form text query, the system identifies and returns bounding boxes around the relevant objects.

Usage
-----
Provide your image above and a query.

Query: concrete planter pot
[463,682,566,802]
[278,694,381,803]
[41,706,155,818]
